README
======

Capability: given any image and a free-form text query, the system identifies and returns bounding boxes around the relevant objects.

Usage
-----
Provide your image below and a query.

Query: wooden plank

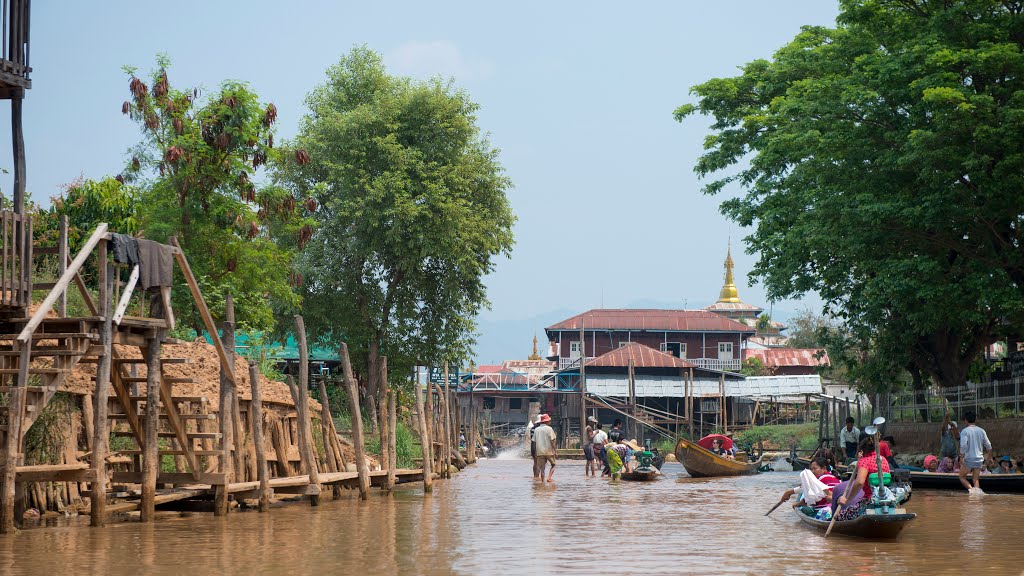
[111,472,228,486]
[268,475,311,488]
[293,315,320,505]
[112,265,139,325]
[169,237,234,383]
[18,224,109,342]
[16,467,95,483]
[153,488,209,506]
[157,370,200,480]
[272,484,321,496]
[108,365,146,448]
[141,336,160,521]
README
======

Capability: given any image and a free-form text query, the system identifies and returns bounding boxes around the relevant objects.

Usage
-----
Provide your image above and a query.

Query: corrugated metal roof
[704,301,763,312]
[744,348,830,368]
[476,364,503,373]
[584,342,696,369]
[546,309,756,333]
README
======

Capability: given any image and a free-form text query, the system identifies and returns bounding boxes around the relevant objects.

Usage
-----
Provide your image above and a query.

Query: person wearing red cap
[533,413,557,482]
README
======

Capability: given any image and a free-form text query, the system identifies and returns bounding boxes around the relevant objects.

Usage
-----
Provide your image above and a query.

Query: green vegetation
[279,46,515,417]
[364,421,419,469]
[677,1,1024,394]
[734,424,818,453]
[23,393,76,466]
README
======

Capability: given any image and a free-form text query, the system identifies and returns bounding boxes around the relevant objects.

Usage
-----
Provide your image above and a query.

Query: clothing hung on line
[136,238,174,289]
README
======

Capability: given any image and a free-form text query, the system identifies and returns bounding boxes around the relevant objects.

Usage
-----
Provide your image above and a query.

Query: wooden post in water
[467,390,477,464]
[214,296,235,516]
[293,316,320,506]
[413,366,433,492]
[90,246,113,527]
[248,361,271,512]
[340,343,370,499]
[386,368,397,493]
[442,362,452,477]
[423,368,435,475]
[141,335,161,521]
[377,358,391,476]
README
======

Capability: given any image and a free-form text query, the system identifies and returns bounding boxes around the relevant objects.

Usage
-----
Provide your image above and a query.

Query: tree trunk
[366,340,380,434]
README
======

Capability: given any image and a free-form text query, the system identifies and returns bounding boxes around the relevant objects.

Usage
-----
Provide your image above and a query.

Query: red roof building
[585,342,696,369]
[546,309,753,373]
[743,348,830,376]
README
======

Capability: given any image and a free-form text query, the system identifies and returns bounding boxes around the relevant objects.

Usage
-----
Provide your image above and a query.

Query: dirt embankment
[61,338,320,412]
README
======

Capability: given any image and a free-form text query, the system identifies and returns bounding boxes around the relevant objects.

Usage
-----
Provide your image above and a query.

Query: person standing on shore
[839,417,860,462]
[533,414,557,482]
[592,422,608,477]
[958,410,993,494]
[583,416,598,477]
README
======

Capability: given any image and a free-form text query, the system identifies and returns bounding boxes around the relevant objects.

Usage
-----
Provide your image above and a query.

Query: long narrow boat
[793,506,916,539]
[674,438,759,478]
[907,471,1024,493]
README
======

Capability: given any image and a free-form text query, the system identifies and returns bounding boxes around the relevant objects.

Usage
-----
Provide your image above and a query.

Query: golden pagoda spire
[718,240,741,303]
[528,334,542,360]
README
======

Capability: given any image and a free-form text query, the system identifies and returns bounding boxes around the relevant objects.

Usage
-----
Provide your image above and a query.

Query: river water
[0,458,1021,575]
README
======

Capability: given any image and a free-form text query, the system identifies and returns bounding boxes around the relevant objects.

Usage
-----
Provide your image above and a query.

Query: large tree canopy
[677,0,1024,389]
[280,47,515,409]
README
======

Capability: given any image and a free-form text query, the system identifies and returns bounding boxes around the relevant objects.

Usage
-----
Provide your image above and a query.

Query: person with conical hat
[533,414,557,483]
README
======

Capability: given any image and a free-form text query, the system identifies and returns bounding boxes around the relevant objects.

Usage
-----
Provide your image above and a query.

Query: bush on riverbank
[734,424,817,452]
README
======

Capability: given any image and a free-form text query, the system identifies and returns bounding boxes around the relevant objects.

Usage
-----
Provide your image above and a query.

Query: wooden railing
[0,0,31,85]
[0,210,31,308]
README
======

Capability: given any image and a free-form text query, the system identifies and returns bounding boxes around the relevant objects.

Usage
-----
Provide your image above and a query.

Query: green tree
[50,176,140,251]
[741,357,771,377]
[120,57,302,332]
[279,47,515,422]
[676,0,1024,390]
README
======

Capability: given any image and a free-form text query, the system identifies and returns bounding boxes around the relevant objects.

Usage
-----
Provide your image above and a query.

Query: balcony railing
[557,356,741,372]
[0,0,31,86]
[686,358,742,372]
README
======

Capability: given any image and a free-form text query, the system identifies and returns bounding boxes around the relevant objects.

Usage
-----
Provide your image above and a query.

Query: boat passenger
[937,456,960,473]
[881,435,898,469]
[778,457,840,510]
[923,455,939,473]
[939,411,959,460]
[606,431,628,478]
[812,448,840,475]
[833,436,891,521]
[993,455,1019,475]
[622,439,644,473]
[710,438,734,459]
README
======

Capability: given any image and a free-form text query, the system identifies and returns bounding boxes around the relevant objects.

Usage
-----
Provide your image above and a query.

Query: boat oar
[765,499,786,516]
[825,463,858,537]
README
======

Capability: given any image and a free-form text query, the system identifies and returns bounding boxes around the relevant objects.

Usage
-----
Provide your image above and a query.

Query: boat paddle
[765,499,786,516]
[825,462,858,537]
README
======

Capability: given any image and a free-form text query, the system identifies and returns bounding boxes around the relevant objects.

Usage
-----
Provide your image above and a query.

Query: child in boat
[778,457,840,511]
[923,454,939,472]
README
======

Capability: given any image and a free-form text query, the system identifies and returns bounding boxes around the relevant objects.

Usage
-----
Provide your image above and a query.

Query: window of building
[570,341,582,357]
[509,398,523,410]
[660,342,686,358]
[483,397,496,410]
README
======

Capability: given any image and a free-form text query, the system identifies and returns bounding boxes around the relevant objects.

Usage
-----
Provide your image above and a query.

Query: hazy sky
[16,1,840,360]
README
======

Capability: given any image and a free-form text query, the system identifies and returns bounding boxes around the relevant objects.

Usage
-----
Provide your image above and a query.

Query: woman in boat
[937,455,960,473]
[605,431,628,478]
[778,457,840,510]
[923,454,939,472]
[833,436,891,521]
[812,447,840,475]
[710,438,734,459]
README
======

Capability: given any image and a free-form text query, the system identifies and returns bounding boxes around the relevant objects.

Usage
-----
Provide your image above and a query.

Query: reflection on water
[0,459,1021,575]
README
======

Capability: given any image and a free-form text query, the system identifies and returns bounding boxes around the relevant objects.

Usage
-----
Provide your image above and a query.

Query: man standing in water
[528,414,542,478]
[583,416,598,477]
[533,414,557,482]
[959,410,993,494]
[839,417,860,462]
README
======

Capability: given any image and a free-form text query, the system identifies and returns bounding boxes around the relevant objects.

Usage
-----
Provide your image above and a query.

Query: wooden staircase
[0,318,98,455]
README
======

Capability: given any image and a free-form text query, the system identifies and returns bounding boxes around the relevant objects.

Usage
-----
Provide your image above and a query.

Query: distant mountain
[471,308,576,365]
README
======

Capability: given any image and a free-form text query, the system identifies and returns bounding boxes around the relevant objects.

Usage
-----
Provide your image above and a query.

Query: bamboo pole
[141,335,161,522]
[424,369,434,474]
[293,316,320,506]
[90,248,113,528]
[413,366,433,492]
[377,358,390,475]
[386,362,397,493]
[248,361,271,512]
[340,343,370,499]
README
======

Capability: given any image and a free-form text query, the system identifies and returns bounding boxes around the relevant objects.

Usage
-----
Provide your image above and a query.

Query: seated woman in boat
[605,432,629,478]
[710,438,734,460]
[812,448,840,475]
[923,454,939,473]
[833,436,890,521]
[937,455,960,473]
[778,457,840,511]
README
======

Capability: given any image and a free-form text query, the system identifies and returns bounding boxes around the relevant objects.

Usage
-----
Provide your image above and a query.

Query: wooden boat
[620,468,660,481]
[674,438,759,478]
[907,471,1024,493]
[793,506,916,539]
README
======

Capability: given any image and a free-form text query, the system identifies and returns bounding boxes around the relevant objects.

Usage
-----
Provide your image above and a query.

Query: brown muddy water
[0,458,1021,576]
